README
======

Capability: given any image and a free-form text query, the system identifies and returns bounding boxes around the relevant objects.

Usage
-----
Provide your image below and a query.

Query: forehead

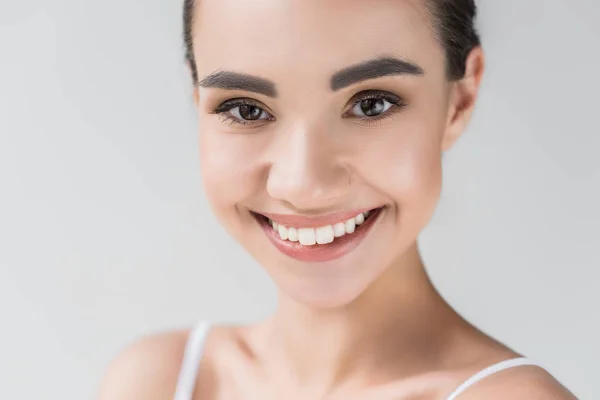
[192,0,444,86]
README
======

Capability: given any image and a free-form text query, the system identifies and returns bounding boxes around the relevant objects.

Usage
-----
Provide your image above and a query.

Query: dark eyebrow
[198,56,423,97]
[330,56,424,91]
[198,70,278,98]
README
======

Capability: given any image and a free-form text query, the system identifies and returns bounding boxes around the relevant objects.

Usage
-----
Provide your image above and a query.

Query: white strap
[173,321,211,400]
[446,357,543,400]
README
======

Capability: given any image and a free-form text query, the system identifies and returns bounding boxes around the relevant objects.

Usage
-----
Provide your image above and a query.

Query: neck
[257,242,461,393]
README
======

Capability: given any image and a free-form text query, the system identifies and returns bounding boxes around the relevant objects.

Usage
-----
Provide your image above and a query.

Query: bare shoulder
[97,329,190,400]
[455,364,577,400]
[97,324,238,400]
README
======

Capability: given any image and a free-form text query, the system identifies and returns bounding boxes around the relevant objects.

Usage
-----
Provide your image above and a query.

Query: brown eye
[358,98,387,117]
[237,105,263,120]
[346,90,404,120]
[213,98,274,126]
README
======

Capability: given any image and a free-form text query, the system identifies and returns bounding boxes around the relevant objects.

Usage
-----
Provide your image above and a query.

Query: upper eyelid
[213,90,404,116]
[215,89,403,111]
[349,90,402,102]
[215,98,263,109]
[214,98,276,116]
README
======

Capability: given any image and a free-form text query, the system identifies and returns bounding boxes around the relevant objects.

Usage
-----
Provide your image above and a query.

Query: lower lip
[255,208,384,262]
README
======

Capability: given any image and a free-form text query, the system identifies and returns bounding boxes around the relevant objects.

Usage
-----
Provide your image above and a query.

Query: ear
[441,47,485,152]
[185,61,200,107]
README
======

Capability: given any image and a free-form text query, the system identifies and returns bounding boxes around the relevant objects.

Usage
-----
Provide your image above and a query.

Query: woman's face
[192,0,473,307]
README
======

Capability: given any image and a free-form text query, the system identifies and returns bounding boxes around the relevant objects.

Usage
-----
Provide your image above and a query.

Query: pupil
[360,99,384,117]
[239,105,261,120]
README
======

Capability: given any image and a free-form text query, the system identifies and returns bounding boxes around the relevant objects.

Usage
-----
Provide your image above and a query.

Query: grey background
[0,1,598,399]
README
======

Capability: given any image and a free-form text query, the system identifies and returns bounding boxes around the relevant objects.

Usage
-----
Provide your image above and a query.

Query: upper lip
[254,207,381,228]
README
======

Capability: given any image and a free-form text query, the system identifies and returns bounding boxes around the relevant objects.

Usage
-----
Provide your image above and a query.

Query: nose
[266,123,350,212]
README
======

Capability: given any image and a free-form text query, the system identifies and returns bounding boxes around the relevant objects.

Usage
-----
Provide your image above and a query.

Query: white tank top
[173,321,544,400]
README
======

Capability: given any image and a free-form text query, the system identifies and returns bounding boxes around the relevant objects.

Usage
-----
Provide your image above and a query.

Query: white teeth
[267,210,374,246]
[297,228,317,246]
[344,218,356,234]
[278,225,288,240]
[316,225,334,244]
[333,222,346,237]
[355,213,365,225]
[287,227,298,242]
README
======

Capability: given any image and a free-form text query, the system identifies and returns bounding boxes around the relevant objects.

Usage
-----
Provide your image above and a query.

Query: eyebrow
[330,56,424,91]
[198,70,278,97]
[197,56,424,97]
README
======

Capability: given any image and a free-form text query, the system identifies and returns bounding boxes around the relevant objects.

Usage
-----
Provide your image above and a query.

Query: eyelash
[212,98,275,127]
[211,90,407,127]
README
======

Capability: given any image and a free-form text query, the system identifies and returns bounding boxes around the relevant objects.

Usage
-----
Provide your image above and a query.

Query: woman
[100,1,576,399]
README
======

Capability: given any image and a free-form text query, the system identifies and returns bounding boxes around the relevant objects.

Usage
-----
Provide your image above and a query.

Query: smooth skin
[99,1,576,399]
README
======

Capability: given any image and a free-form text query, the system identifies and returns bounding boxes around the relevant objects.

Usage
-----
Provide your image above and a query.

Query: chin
[283,282,369,309]
[269,260,387,309]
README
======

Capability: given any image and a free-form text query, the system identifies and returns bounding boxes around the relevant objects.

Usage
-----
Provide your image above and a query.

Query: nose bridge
[267,120,349,210]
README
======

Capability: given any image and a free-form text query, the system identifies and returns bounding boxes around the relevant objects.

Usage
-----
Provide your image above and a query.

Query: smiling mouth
[251,207,384,262]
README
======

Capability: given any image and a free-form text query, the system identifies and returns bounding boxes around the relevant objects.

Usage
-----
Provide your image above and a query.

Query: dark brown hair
[182,0,480,83]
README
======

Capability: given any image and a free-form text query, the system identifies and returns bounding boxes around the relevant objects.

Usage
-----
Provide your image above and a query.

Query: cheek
[355,116,444,220]
[390,137,442,205]
[198,124,256,228]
